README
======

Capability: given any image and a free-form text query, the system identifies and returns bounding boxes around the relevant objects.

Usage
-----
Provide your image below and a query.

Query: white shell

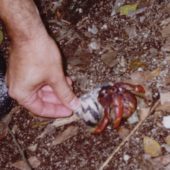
[75,88,104,126]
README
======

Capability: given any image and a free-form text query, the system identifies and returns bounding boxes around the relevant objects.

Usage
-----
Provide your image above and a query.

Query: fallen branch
[99,100,160,170]
[37,114,80,139]
[8,127,33,170]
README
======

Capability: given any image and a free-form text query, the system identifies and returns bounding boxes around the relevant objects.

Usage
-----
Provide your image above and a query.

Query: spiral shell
[75,88,104,127]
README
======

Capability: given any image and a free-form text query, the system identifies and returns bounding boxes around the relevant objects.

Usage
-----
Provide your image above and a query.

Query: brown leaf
[12,156,40,170]
[118,126,130,139]
[52,125,78,146]
[0,122,8,140]
[144,68,161,81]
[152,154,170,166]
[101,50,118,67]
[161,23,170,38]
[139,108,150,121]
[156,104,170,112]
[68,49,92,68]
[129,59,147,71]
[143,136,162,157]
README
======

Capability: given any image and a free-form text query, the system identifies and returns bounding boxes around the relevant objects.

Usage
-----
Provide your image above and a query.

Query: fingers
[50,76,80,111]
[38,89,61,104]
[42,77,72,92]
[23,93,73,117]
[40,76,73,104]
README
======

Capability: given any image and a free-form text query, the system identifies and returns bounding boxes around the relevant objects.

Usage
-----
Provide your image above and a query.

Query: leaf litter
[0,0,170,170]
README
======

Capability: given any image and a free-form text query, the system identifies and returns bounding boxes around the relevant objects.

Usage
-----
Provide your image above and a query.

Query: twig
[8,127,33,170]
[99,100,160,170]
[1,106,21,124]
[37,114,80,139]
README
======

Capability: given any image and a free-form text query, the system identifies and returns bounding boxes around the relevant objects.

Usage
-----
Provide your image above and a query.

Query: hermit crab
[75,82,145,134]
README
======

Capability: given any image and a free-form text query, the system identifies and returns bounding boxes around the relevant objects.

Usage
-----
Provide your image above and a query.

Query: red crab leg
[113,95,124,129]
[122,92,137,118]
[93,108,110,134]
[115,82,145,94]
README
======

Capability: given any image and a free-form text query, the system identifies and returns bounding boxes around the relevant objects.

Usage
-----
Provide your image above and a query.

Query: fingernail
[68,97,81,111]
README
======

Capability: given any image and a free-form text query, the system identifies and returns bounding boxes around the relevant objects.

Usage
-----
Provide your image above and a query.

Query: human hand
[6,35,80,117]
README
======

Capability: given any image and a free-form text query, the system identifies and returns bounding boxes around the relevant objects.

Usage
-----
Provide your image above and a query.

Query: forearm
[0,0,48,44]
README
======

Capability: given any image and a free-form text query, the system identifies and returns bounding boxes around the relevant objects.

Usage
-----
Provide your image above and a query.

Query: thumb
[51,76,80,111]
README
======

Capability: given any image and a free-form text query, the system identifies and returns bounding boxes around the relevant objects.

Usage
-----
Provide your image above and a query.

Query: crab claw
[122,92,137,118]
[112,95,123,129]
[93,108,110,134]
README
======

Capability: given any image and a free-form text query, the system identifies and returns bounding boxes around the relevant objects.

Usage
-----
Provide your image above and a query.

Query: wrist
[10,25,49,47]
[0,0,48,45]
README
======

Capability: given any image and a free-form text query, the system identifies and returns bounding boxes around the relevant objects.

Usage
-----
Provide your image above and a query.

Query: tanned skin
[0,0,80,117]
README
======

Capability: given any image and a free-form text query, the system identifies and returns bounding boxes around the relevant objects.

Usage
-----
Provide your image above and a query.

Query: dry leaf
[68,49,92,68]
[0,30,3,45]
[129,59,147,71]
[139,108,150,121]
[165,135,170,146]
[12,161,30,170]
[118,126,130,139]
[119,3,138,16]
[31,121,49,128]
[161,23,170,38]
[37,114,79,139]
[52,125,78,146]
[160,92,170,105]
[0,122,8,140]
[152,154,170,166]
[12,156,40,170]
[101,50,118,67]
[143,136,162,157]
[156,104,170,112]
[145,68,161,80]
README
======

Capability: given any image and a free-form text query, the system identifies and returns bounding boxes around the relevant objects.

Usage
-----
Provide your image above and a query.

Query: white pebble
[123,154,130,162]
[162,116,170,129]
[128,112,139,124]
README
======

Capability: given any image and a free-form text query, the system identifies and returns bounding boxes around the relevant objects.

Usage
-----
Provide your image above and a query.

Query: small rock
[128,112,139,124]
[88,41,100,51]
[123,154,130,162]
[101,24,108,30]
[162,116,170,129]
[143,136,162,157]
[165,135,170,146]
[88,24,98,34]
[27,144,38,152]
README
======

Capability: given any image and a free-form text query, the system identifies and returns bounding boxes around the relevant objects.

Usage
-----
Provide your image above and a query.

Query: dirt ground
[0,0,170,169]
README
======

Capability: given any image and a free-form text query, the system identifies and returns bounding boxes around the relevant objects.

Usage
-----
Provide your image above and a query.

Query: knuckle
[61,89,74,103]
[8,87,23,102]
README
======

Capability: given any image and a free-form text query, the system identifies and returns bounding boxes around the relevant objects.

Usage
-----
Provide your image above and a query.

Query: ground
[0,0,170,170]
